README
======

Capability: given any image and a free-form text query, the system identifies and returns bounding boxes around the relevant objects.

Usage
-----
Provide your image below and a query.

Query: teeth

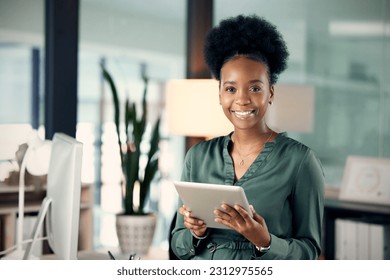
[233,110,254,117]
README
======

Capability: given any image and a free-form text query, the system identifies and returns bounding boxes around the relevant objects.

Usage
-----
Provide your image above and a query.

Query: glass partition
[215,0,390,187]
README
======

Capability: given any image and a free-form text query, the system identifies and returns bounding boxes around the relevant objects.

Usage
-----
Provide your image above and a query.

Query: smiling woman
[170,14,325,260]
[220,58,272,131]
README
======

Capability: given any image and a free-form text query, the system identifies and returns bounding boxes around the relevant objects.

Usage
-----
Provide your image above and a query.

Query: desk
[323,189,390,259]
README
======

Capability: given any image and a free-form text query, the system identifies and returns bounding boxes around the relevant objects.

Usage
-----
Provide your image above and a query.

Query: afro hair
[204,15,289,84]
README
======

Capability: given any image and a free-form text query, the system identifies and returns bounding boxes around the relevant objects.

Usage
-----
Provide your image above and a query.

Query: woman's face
[219,56,274,132]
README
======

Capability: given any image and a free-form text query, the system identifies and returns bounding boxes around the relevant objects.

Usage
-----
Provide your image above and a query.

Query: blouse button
[208,243,217,253]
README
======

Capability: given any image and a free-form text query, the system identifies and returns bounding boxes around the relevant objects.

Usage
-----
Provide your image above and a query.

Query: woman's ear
[269,85,275,105]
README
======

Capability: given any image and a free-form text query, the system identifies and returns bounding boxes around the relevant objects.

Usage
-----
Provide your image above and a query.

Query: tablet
[173,181,252,229]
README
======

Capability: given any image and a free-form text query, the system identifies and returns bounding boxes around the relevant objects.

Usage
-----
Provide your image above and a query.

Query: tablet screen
[173,181,251,229]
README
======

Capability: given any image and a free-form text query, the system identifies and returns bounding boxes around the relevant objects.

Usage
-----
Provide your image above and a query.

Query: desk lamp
[6,130,52,259]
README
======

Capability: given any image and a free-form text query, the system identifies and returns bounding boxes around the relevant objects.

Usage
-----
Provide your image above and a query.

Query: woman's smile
[230,109,257,119]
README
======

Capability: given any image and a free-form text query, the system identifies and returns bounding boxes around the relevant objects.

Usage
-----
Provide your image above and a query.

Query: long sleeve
[257,149,324,259]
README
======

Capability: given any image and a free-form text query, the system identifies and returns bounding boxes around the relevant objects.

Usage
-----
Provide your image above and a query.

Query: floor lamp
[165,79,233,138]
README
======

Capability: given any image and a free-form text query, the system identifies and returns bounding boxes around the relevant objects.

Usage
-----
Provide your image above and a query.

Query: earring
[269,101,273,105]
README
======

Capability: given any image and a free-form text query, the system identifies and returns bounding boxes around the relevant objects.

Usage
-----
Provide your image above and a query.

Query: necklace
[235,131,274,166]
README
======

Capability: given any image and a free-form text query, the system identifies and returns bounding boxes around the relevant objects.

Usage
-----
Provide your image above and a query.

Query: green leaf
[147,117,161,161]
[130,103,140,145]
[124,148,140,215]
[125,99,132,144]
[101,65,123,167]
[141,77,148,127]
[139,159,158,212]
[138,117,161,212]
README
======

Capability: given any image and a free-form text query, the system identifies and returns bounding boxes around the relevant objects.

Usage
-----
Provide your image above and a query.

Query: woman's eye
[250,87,262,92]
[225,87,235,93]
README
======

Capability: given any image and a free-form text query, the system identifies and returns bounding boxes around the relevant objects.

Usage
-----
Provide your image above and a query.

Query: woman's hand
[214,204,271,247]
[179,205,208,238]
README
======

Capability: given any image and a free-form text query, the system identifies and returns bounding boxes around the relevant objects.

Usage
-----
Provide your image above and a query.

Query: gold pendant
[239,159,244,166]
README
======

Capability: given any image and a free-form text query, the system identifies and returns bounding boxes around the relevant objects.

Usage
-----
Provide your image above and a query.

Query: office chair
[168,212,179,260]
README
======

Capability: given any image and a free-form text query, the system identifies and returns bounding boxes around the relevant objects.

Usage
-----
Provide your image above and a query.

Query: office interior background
[0,0,389,258]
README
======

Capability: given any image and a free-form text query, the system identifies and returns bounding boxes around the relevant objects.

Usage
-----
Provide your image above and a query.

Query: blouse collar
[222,131,287,185]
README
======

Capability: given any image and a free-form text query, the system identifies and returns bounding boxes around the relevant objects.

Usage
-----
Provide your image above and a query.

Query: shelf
[0,182,94,254]
[323,188,390,259]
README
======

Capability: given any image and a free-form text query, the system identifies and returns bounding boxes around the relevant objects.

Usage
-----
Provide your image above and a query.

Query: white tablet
[173,181,252,229]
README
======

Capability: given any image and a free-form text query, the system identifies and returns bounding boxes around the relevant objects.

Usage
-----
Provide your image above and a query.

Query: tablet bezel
[173,181,252,229]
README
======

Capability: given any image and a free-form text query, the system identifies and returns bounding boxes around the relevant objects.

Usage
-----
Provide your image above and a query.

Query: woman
[170,15,324,260]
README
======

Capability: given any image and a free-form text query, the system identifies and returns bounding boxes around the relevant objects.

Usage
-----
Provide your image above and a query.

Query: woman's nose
[235,90,251,106]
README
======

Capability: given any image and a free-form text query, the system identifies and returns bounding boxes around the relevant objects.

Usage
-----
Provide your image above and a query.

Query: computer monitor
[23,133,83,260]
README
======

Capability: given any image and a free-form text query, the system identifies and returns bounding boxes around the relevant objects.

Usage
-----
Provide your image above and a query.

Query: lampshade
[266,85,315,133]
[165,79,233,137]
[24,131,52,176]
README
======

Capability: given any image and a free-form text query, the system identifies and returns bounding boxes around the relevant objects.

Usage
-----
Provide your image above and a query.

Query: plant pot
[115,213,157,256]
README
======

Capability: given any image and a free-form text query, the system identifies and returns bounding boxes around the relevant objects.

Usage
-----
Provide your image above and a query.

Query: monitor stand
[23,197,52,260]
[0,197,51,260]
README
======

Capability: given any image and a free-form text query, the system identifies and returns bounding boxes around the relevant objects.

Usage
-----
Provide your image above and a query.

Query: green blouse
[171,132,324,260]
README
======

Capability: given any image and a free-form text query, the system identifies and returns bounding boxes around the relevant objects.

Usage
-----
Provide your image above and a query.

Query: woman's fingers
[184,220,206,230]
[234,204,252,220]
[179,205,195,220]
[215,204,250,223]
[179,205,190,217]
[219,203,241,218]
[249,205,266,225]
[214,205,232,222]
[185,216,205,226]
[179,205,206,229]
[213,204,245,229]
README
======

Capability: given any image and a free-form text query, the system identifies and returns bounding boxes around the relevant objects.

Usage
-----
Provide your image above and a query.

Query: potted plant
[101,65,161,256]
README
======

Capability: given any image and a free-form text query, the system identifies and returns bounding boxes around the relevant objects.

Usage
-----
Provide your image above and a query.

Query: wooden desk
[323,189,390,259]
